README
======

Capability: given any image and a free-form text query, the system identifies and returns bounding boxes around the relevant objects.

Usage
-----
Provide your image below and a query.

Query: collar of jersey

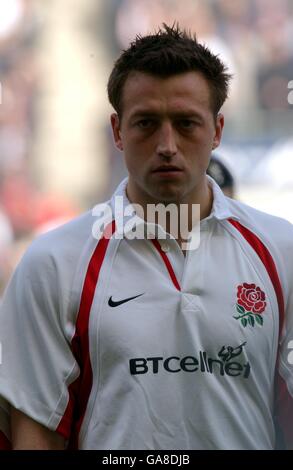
[110,177,239,240]
[205,175,239,222]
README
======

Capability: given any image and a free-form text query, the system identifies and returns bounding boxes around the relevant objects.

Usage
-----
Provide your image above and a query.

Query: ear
[110,113,124,151]
[212,113,224,150]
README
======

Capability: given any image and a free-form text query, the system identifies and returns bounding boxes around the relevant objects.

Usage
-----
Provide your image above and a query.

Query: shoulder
[20,210,93,271]
[223,197,293,297]
[225,197,293,249]
[9,203,113,305]
[1,205,112,331]
[22,202,111,269]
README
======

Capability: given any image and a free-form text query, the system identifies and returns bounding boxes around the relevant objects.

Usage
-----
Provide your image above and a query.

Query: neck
[126,177,213,248]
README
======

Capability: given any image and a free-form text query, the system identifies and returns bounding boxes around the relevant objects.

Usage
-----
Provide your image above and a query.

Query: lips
[151,166,184,180]
[152,166,182,173]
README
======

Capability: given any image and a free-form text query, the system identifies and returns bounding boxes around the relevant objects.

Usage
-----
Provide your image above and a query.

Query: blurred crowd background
[0,0,293,294]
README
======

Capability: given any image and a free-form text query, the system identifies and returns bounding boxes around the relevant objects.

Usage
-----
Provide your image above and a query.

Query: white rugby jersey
[0,177,293,450]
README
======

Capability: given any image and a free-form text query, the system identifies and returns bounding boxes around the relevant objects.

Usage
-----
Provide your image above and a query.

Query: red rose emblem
[237,283,266,314]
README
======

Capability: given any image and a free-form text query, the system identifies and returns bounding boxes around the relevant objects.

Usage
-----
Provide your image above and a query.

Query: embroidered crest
[234,283,266,328]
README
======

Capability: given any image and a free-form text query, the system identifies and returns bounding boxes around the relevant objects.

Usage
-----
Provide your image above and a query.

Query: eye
[136,119,156,129]
[178,119,197,130]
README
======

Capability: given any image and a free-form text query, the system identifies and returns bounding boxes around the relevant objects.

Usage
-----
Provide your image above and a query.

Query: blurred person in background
[0,24,293,451]
[207,154,235,198]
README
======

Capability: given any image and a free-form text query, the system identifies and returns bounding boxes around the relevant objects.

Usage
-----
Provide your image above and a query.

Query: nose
[156,122,177,158]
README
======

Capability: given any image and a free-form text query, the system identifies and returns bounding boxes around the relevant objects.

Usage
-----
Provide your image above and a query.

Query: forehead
[121,71,212,116]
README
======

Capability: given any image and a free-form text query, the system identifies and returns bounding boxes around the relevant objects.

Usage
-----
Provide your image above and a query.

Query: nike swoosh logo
[108,293,144,307]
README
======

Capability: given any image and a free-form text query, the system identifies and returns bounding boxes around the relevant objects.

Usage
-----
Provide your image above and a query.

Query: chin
[150,189,182,204]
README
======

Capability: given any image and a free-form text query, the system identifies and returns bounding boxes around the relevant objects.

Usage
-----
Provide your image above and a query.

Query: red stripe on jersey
[0,431,11,450]
[228,218,293,449]
[57,220,116,447]
[228,219,284,335]
[152,239,181,291]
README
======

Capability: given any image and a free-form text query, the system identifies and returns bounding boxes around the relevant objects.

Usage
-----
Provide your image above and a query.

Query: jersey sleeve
[0,238,80,442]
[275,265,293,449]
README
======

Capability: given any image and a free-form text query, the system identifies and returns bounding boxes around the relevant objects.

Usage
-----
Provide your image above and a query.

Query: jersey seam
[47,361,80,430]
[0,376,66,430]
[78,236,120,444]
[55,232,105,441]
[219,219,279,386]
[67,234,103,342]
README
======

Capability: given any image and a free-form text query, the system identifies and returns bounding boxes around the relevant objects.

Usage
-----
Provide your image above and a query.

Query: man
[0,24,293,450]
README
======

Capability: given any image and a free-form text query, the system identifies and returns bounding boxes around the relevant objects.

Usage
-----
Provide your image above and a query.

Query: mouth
[152,166,183,173]
[152,166,183,178]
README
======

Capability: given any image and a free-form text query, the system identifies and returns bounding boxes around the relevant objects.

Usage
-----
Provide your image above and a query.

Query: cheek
[184,129,213,150]
[123,154,136,174]
[123,150,145,177]
[123,139,153,164]
[195,126,215,146]
[185,141,211,165]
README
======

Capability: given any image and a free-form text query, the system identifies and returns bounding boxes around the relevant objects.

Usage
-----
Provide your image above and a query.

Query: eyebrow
[130,110,205,121]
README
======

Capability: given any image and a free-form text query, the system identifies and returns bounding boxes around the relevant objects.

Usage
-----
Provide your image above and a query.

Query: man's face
[111,71,224,206]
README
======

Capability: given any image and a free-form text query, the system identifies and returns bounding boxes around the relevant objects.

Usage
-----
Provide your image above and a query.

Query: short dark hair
[107,23,232,118]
